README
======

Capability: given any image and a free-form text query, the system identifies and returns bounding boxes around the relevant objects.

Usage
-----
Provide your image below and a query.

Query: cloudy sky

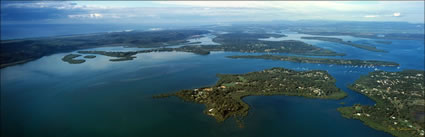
[1,1,424,24]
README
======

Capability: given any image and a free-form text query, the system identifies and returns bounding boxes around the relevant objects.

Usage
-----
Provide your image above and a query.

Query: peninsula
[227,54,399,67]
[211,33,345,56]
[301,36,387,52]
[154,67,346,123]
[338,70,425,137]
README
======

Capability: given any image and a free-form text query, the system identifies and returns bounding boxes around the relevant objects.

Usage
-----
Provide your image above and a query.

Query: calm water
[1,32,424,137]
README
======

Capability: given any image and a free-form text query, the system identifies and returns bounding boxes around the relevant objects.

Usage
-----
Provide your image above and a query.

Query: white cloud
[68,13,103,19]
[2,1,424,24]
[393,12,401,17]
[2,1,115,10]
[364,15,378,18]
[157,1,373,12]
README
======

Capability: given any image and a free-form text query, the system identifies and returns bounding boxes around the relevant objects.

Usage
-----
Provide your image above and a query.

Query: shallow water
[1,32,424,137]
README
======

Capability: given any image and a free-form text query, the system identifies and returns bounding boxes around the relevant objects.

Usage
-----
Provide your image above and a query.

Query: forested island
[0,30,208,68]
[375,41,393,45]
[83,55,96,59]
[62,54,85,64]
[295,31,425,41]
[65,47,210,63]
[227,54,399,67]
[78,51,138,61]
[154,67,346,124]
[338,70,425,137]
[301,36,387,52]
[210,33,345,56]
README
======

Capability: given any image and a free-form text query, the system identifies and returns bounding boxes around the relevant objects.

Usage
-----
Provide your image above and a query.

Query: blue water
[1,31,424,137]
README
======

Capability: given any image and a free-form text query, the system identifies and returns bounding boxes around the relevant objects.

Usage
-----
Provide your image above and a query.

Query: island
[83,55,96,59]
[338,70,425,137]
[78,51,138,61]
[227,54,400,67]
[293,30,425,40]
[375,41,393,45]
[301,36,387,52]
[65,47,210,63]
[62,54,85,64]
[154,67,347,124]
[210,33,345,56]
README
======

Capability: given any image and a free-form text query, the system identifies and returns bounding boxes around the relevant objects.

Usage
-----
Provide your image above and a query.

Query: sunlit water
[1,32,424,137]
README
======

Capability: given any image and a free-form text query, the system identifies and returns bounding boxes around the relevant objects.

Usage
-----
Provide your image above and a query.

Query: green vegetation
[1,31,349,68]
[227,54,399,67]
[301,37,387,52]
[66,47,210,63]
[338,70,425,137]
[297,31,425,41]
[375,41,393,45]
[154,67,346,124]
[0,30,208,68]
[62,54,85,64]
[83,55,96,59]
[78,51,138,61]
[209,33,345,56]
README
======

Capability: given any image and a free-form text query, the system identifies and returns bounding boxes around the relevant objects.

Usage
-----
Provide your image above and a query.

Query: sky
[1,1,424,25]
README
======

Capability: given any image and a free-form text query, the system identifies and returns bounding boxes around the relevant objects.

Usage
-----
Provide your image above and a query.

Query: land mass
[154,67,346,124]
[301,36,387,52]
[338,70,425,137]
[227,54,399,67]
[0,29,209,68]
[1,31,347,68]
[78,51,138,62]
[375,41,393,45]
[297,31,425,41]
[62,54,85,64]
[83,55,96,59]
[67,47,211,63]
[210,33,345,56]
[62,34,350,64]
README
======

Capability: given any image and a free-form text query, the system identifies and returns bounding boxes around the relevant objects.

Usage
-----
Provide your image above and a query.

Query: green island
[78,51,138,61]
[209,33,345,56]
[227,54,399,67]
[301,36,387,52]
[338,70,425,137]
[62,54,85,64]
[294,30,425,41]
[375,41,393,45]
[154,67,347,124]
[187,41,202,44]
[67,47,210,63]
[83,55,96,59]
